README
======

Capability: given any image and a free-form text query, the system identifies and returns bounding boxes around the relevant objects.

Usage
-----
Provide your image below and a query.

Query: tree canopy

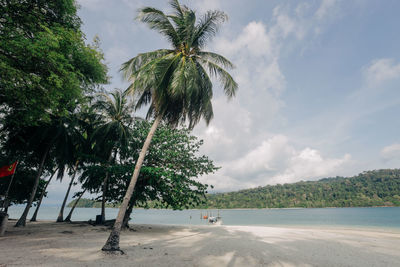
[0,0,108,127]
[80,120,217,211]
[0,0,108,225]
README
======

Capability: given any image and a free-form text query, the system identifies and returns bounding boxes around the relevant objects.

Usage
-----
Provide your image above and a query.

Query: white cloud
[216,21,273,58]
[194,2,346,191]
[200,135,351,191]
[271,148,351,184]
[364,58,400,86]
[381,143,400,161]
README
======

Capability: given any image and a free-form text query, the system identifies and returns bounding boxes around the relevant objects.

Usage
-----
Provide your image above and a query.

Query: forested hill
[70,169,400,209]
[199,169,400,209]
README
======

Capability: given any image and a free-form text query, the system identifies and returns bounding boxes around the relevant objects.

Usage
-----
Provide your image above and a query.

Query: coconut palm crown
[92,89,134,156]
[122,0,238,128]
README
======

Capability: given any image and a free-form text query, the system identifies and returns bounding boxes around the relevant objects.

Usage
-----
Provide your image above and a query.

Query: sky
[44,0,400,205]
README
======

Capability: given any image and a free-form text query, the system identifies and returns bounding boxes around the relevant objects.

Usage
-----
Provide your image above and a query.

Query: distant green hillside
[69,169,400,209]
[199,169,400,209]
[67,198,116,208]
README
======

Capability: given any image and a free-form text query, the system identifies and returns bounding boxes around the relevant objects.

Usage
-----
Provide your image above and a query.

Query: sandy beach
[1,221,400,267]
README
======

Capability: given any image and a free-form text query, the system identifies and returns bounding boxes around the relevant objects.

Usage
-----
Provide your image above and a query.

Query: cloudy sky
[44,0,400,205]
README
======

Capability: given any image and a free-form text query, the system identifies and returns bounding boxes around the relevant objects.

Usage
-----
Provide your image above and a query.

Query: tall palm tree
[102,0,237,252]
[92,89,134,223]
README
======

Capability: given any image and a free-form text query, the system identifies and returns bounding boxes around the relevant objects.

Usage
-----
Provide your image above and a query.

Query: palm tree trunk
[56,161,79,222]
[101,150,116,223]
[15,146,50,227]
[30,169,58,222]
[64,188,87,222]
[101,173,110,223]
[122,199,135,230]
[102,115,162,252]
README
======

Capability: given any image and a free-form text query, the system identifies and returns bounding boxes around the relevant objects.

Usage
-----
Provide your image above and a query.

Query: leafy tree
[4,121,58,227]
[80,121,216,227]
[103,0,237,252]
[0,0,107,127]
[0,0,108,226]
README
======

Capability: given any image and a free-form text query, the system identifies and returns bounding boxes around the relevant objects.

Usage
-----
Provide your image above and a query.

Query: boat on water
[200,210,222,225]
[208,216,222,225]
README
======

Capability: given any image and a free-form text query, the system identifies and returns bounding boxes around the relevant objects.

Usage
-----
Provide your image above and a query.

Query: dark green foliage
[0,0,108,127]
[0,0,108,208]
[198,169,400,209]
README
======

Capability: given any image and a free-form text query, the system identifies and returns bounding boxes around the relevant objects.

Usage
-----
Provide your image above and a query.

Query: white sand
[1,221,400,267]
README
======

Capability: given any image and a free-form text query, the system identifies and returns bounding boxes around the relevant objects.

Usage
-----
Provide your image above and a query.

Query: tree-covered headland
[200,169,400,209]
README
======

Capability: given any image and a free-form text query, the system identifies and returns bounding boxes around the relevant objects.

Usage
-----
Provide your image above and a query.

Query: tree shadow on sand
[1,222,400,266]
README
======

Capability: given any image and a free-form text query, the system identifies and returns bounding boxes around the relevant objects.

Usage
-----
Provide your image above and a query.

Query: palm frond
[121,49,173,80]
[198,59,238,99]
[169,0,183,16]
[170,56,188,98]
[192,10,228,48]
[136,7,180,48]
[197,51,235,69]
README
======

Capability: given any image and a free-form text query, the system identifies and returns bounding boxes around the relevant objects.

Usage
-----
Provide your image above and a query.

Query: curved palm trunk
[30,169,58,222]
[64,188,87,222]
[102,115,162,252]
[101,151,116,224]
[56,162,79,222]
[15,146,50,227]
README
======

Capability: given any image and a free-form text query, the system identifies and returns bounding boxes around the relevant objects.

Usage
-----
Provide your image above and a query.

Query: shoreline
[7,217,400,233]
[1,221,400,266]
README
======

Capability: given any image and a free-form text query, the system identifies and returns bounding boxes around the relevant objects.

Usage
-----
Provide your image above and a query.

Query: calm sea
[7,206,400,230]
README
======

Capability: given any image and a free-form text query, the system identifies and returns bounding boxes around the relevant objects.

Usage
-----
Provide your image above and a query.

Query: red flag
[0,162,17,178]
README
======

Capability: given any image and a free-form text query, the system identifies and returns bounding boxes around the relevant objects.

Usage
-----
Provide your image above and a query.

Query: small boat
[208,216,222,225]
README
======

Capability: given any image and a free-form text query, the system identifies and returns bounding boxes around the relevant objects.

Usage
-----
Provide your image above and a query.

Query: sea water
[6,206,400,230]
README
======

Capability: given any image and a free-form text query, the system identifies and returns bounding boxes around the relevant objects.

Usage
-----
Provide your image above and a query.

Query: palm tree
[30,168,58,222]
[13,120,61,227]
[93,89,134,223]
[56,161,79,222]
[102,0,237,252]
[64,188,87,222]
[54,113,85,223]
